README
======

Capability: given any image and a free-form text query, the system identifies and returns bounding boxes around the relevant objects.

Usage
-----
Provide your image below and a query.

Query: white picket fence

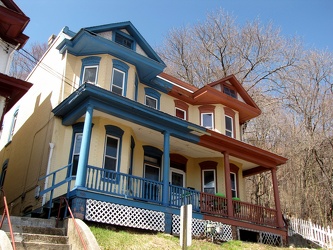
[288,217,333,249]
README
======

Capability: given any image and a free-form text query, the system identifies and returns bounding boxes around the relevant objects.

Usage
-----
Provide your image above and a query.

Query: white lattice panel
[172,215,233,241]
[86,199,165,231]
[238,227,282,246]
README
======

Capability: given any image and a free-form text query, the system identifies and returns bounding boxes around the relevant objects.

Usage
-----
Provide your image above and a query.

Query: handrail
[0,189,16,250]
[56,196,87,250]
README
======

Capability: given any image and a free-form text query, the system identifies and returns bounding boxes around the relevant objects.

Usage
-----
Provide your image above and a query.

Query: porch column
[271,167,284,228]
[162,131,170,206]
[75,105,93,188]
[223,151,234,218]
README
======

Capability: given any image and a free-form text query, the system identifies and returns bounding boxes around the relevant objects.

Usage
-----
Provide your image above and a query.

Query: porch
[40,164,280,229]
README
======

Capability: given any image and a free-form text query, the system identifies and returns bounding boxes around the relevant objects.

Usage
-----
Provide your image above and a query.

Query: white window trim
[201,112,214,129]
[82,65,99,85]
[145,95,158,109]
[170,167,185,187]
[144,163,161,181]
[111,68,125,95]
[175,107,186,120]
[202,169,216,194]
[225,115,234,138]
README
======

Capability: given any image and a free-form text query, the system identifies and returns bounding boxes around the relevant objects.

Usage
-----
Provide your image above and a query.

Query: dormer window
[115,32,133,49]
[223,85,237,99]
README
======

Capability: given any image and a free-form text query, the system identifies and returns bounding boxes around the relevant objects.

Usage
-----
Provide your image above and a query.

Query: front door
[170,168,185,206]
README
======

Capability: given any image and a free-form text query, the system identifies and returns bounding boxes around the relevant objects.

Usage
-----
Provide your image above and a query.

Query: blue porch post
[162,131,171,234]
[75,105,93,188]
[162,131,170,206]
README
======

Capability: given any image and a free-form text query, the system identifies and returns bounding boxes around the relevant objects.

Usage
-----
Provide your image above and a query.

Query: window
[230,172,237,197]
[199,105,215,130]
[144,88,160,110]
[225,115,233,138]
[175,108,186,120]
[201,113,214,129]
[0,160,8,188]
[111,68,125,95]
[223,85,237,98]
[202,170,216,194]
[111,59,129,96]
[82,66,98,84]
[71,133,82,176]
[115,32,133,49]
[8,108,18,141]
[80,56,101,85]
[103,125,124,179]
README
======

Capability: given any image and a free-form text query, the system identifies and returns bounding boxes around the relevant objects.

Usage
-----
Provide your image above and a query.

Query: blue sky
[15,0,333,52]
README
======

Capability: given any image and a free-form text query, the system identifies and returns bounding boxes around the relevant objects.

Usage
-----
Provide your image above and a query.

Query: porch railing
[200,192,278,227]
[169,185,200,211]
[86,165,163,204]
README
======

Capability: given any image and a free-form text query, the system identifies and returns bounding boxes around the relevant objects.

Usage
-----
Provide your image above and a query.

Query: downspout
[42,143,55,205]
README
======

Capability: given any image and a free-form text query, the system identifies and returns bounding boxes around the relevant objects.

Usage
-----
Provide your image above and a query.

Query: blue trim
[75,105,94,188]
[79,56,101,85]
[134,75,139,101]
[53,84,203,144]
[162,131,170,206]
[143,145,163,158]
[56,28,165,83]
[144,87,161,110]
[112,59,129,96]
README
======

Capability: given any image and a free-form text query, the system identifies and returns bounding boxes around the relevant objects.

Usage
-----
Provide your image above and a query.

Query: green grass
[89,224,304,250]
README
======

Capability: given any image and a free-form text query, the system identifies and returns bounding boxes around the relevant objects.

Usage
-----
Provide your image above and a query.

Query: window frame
[224,107,236,138]
[223,84,237,99]
[80,56,101,86]
[174,100,189,121]
[111,68,125,95]
[170,167,185,188]
[82,65,98,85]
[113,30,136,50]
[111,59,129,96]
[102,125,124,181]
[202,169,216,194]
[175,107,186,120]
[144,88,161,110]
[230,172,237,198]
[225,115,234,138]
[201,112,214,129]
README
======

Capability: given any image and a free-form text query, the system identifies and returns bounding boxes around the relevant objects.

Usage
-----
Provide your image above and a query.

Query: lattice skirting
[85,199,165,232]
[172,215,233,241]
[237,227,282,246]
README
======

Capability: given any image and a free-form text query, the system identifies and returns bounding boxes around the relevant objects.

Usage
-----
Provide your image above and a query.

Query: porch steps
[1,216,71,250]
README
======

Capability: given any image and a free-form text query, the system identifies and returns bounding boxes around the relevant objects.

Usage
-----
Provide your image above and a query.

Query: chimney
[48,34,56,47]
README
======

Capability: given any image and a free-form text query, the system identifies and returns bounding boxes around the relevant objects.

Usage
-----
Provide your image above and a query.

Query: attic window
[115,32,133,49]
[223,85,237,99]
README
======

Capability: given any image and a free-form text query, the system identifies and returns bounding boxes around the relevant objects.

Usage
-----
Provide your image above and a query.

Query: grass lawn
[89,224,306,250]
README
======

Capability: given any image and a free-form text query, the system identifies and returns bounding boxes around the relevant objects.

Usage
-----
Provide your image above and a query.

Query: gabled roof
[158,73,261,123]
[57,21,166,83]
[0,0,29,49]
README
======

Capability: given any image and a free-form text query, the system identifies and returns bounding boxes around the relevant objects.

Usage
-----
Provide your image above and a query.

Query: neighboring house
[0,21,288,245]
[0,0,31,132]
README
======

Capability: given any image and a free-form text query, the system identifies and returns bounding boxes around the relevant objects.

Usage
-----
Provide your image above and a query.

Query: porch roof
[52,83,287,172]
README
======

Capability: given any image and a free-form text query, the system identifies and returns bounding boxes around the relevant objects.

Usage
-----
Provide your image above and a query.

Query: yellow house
[0,21,288,245]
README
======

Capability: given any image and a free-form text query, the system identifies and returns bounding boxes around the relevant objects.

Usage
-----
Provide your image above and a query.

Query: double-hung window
[144,88,160,110]
[225,115,233,138]
[201,113,214,129]
[82,66,98,84]
[230,172,237,197]
[111,68,125,95]
[202,169,216,194]
[80,56,101,86]
[71,133,82,176]
[175,108,186,120]
[111,59,129,96]
[103,125,124,180]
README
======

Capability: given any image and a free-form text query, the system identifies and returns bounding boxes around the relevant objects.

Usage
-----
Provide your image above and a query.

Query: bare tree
[10,42,48,80]
[158,8,333,226]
